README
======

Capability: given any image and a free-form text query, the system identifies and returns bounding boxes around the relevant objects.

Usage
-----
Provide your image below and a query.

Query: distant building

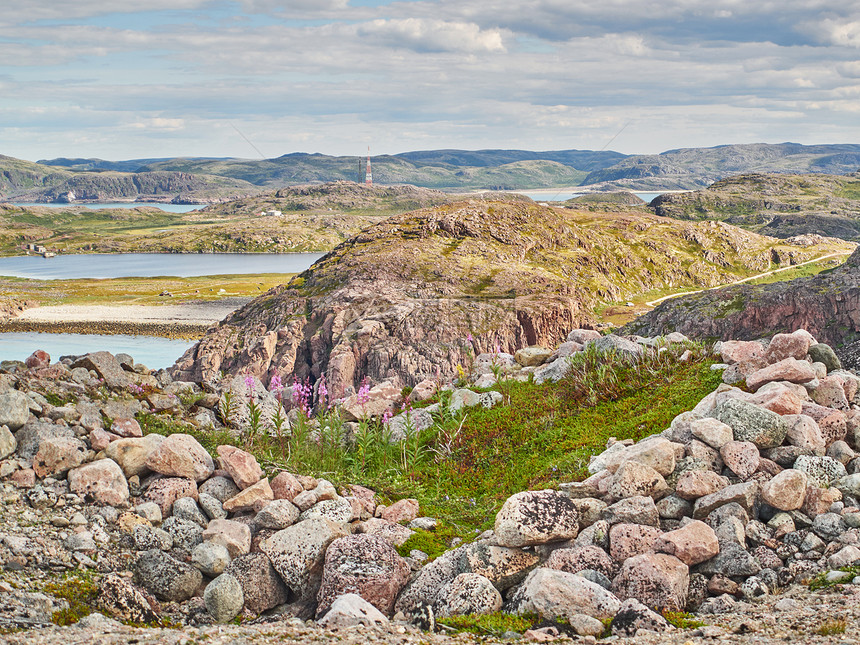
[263,209,283,217]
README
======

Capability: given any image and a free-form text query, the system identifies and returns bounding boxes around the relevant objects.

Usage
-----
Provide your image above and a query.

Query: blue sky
[2,0,859,161]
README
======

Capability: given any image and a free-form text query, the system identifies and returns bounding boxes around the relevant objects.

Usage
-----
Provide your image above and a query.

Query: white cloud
[356,18,506,53]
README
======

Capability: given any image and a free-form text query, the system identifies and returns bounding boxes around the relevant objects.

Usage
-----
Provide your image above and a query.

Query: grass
[661,609,705,629]
[0,273,294,306]
[138,341,720,534]
[807,564,860,591]
[815,619,847,636]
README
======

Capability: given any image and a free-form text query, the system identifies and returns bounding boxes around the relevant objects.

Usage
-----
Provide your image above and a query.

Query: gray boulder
[204,573,244,623]
[134,549,202,602]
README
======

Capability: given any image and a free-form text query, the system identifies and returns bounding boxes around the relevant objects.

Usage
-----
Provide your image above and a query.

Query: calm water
[0,253,324,279]
[0,332,194,369]
[10,202,202,213]
[516,191,675,203]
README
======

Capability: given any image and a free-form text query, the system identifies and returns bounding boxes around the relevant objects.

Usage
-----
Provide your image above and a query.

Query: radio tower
[365,146,373,186]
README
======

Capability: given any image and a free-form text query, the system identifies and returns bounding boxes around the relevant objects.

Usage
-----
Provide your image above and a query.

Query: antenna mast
[365,146,373,186]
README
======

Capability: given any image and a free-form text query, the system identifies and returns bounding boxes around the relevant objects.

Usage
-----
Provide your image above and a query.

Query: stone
[761,469,808,511]
[357,518,414,546]
[89,428,113,452]
[271,471,304,502]
[693,481,758,519]
[685,439,724,472]
[514,346,553,367]
[111,418,142,438]
[657,494,693,520]
[533,357,573,385]
[608,523,661,562]
[216,445,264,490]
[676,470,729,501]
[25,349,51,369]
[32,436,87,478]
[318,593,389,628]
[135,501,162,524]
[654,520,720,565]
[720,441,760,480]
[449,388,480,412]
[611,553,689,612]
[105,435,165,478]
[145,433,214,482]
[71,352,131,389]
[567,329,602,344]
[828,545,860,569]
[611,598,670,637]
[602,495,659,526]
[134,525,173,551]
[0,390,30,431]
[747,358,817,392]
[795,455,847,487]
[97,573,159,624]
[495,490,579,547]
[201,518,252,558]
[316,533,410,617]
[569,498,608,528]
[134,549,203,602]
[437,573,502,617]
[14,420,74,462]
[300,497,356,524]
[802,403,848,446]
[720,340,766,368]
[409,379,437,402]
[67,459,129,506]
[813,376,850,410]
[697,541,761,577]
[584,334,643,357]
[604,437,678,477]
[172,496,209,528]
[766,331,813,363]
[191,542,231,576]
[510,567,621,620]
[224,552,290,614]
[784,415,826,455]
[260,518,350,600]
[567,614,605,637]
[381,498,420,524]
[464,543,541,591]
[812,512,847,541]
[714,399,787,449]
[607,460,669,500]
[690,418,734,450]
[394,545,468,617]
[222,477,273,513]
[143,477,198,516]
[827,440,855,465]
[204,573,244,623]
[0,425,17,460]
[752,386,804,416]
[162,516,203,551]
[255,498,301,529]
[340,381,401,421]
[808,343,841,372]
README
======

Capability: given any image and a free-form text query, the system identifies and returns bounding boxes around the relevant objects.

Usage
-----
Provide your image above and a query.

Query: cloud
[355,18,505,53]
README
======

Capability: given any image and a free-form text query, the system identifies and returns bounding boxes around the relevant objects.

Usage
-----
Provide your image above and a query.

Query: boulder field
[3,328,860,641]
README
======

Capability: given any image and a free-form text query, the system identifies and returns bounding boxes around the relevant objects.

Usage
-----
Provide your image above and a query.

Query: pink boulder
[217,445,264,490]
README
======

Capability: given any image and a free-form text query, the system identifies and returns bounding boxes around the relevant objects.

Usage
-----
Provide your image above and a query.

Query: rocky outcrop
[625,246,860,368]
[172,199,845,398]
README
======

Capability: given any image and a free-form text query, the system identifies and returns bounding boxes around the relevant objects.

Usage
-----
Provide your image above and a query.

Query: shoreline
[0,318,208,339]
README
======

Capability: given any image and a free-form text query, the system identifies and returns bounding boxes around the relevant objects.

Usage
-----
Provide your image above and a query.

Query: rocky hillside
[625,246,860,363]
[651,173,860,241]
[581,143,860,190]
[203,181,453,217]
[170,198,851,395]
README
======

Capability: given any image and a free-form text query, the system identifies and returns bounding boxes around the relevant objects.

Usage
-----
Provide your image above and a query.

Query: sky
[2,0,860,162]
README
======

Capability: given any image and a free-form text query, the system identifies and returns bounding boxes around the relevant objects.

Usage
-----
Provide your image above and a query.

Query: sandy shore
[0,298,249,339]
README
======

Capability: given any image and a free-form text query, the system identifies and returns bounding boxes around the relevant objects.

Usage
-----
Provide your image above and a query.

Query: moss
[43,571,100,626]
[396,524,467,560]
[815,619,847,636]
[661,609,706,629]
[437,612,536,635]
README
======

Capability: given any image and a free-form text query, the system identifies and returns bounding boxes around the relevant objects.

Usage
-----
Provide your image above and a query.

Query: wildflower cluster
[292,378,313,417]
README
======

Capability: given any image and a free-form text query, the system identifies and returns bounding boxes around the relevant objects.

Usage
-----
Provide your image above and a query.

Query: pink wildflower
[467,332,474,343]
[356,377,371,405]
[382,409,392,426]
[269,374,283,395]
[244,374,255,394]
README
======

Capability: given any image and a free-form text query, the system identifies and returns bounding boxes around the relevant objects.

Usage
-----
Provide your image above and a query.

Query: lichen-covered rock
[318,593,389,628]
[545,545,614,579]
[746,358,817,391]
[607,461,669,500]
[260,517,349,600]
[134,549,202,602]
[32,436,87,478]
[67,459,129,506]
[693,481,759,519]
[222,478,273,513]
[611,598,670,637]
[463,543,541,591]
[0,390,32,431]
[761,469,808,511]
[105,435,165,478]
[316,534,410,617]
[224,552,289,615]
[255,499,301,530]
[97,573,159,624]
[394,545,468,617]
[608,523,662,562]
[720,441,760,481]
[714,399,787,448]
[509,567,621,620]
[654,520,719,566]
[602,496,660,526]
[145,433,214,482]
[675,470,729,501]
[494,490,579,547]
[201,519,251,558]
[437,573,502,618]
[203,573,244,623]
[611,553,689,612]
[216,445,263,490]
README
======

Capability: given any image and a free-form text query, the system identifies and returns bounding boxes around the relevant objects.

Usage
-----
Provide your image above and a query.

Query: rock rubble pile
[2,328,860,639]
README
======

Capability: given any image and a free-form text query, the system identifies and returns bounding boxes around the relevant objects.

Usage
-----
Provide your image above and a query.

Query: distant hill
[9,143,860,198]
[651,173,860,241]
[581,143,860,190]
